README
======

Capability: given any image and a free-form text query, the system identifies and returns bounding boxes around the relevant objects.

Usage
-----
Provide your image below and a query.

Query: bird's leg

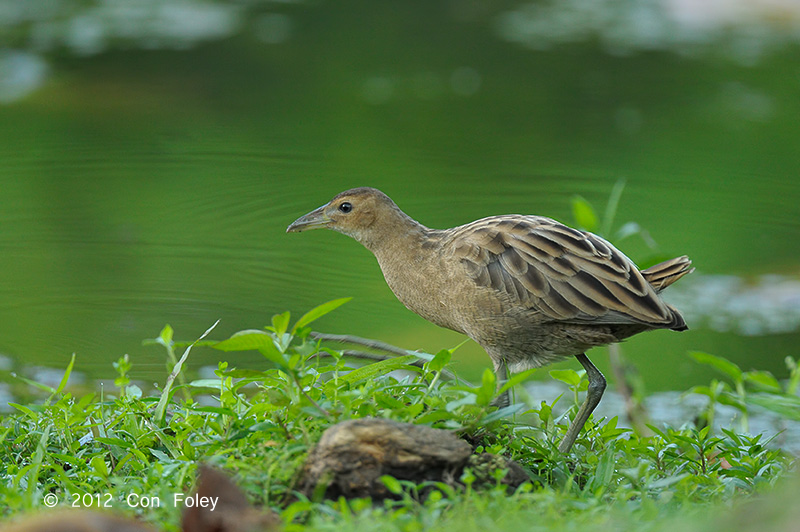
[557,353,606,454]
[490,358,511,408]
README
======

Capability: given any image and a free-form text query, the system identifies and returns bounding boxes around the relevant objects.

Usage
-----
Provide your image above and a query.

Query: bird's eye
[339,202,352,213]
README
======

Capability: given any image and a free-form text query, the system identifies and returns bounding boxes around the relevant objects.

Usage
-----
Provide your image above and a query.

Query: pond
[0,1,798,402]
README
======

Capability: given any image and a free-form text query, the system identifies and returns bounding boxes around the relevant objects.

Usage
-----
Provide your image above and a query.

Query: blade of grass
[602,179,626,236]
[45,353,76,406]
[154,320,219,425]
[27,426,51,501]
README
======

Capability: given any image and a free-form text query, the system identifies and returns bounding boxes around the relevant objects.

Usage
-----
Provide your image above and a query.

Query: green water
[0,2,798,394]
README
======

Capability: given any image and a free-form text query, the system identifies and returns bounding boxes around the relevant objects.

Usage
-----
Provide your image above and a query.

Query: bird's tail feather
[641,255,694,292]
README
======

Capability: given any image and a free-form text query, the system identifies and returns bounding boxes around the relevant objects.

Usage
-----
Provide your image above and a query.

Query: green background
[0,1,798,393]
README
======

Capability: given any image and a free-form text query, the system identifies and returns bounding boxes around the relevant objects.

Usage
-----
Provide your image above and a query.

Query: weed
[0,299,795,532]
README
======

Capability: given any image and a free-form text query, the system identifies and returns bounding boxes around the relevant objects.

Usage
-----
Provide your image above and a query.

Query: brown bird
[287,187,693,453]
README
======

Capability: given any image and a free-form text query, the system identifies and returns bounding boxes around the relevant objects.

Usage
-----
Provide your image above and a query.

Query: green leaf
[283,501,313,524]
[648,473,690,490]
[337,355,419,385]
[588,444,616,493]
[786,356,800,395]
[149,449,172,463]
[94,437,132,448]
[747,393,800,421]
[476,368,497,406]
[743,371,782,392]
[380,475,403,495]
[159,324,174,346]
[498,368,538,395]
[445,395,478,412]
[715,393,746,412]
[214,330,287,367]
[377,394,406,409]
[271,311,291,336]
[479,403,525,424]
[572,195,598,232]
[404,403,425,418]
[426,349,452,372]
[688,351,742,382]
[90,455,109,478]
[292,297,352,333]
[550,369,582,387]
[248,420,279,432]
[191,406,237,416]
[187,379,223,390]
[7,403,38,418]
[687,384,716,399]
[214,330,273,352]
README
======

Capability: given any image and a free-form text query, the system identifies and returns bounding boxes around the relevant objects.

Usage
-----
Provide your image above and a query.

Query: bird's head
[286,187,402,246]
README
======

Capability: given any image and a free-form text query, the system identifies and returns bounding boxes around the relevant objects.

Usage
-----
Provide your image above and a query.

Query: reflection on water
[0,50,48,103]
[497,0,800,61]
[3,0,800,102]
[1,0,247,101]
[361,68,483,106]
[4,0,241,52]
[0,0,274,103]
[669,274,800,336]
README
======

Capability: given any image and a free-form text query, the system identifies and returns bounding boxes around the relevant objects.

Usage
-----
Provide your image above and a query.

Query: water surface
[0,1,798,396]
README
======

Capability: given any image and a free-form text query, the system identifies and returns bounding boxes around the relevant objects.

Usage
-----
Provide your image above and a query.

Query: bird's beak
[286,205,331,233]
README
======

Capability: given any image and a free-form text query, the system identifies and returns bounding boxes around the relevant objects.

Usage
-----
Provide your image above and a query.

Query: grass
[0,298,797,532]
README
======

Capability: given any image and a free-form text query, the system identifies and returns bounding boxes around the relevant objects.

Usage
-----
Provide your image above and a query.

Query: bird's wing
[448,215,676,326]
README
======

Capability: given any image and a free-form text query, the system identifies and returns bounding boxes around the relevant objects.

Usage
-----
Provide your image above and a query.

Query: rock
[298,417,528,500]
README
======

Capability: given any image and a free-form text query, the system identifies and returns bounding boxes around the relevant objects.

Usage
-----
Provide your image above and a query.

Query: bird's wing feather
[448,215,676,326]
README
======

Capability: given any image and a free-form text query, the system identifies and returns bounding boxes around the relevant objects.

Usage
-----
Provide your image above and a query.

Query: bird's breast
[374,247,470,334]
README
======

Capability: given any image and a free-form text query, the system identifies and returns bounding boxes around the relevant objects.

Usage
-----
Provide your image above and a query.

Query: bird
[287,187,693,453]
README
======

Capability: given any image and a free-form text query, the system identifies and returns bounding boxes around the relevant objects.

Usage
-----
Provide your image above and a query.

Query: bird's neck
[363,214,455,328]
[359,208,432,257]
